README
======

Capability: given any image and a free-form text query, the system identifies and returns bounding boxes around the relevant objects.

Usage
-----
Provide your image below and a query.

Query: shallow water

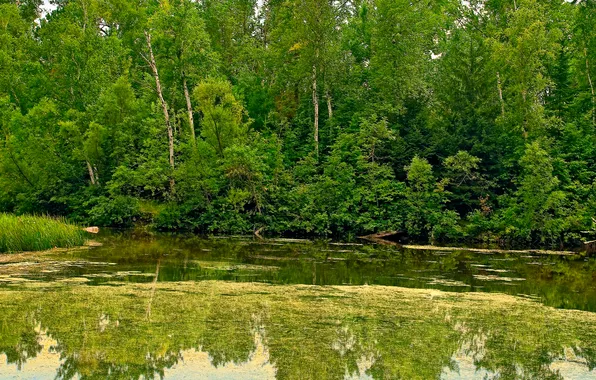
[0,231,595,379]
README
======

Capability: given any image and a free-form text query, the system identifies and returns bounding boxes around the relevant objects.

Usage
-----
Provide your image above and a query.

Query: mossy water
[1,232,596,379]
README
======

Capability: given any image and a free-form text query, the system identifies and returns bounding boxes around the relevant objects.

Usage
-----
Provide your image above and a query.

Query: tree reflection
[0,282,595,379]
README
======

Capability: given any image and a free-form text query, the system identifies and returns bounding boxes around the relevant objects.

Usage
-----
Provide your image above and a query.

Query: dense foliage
[1,0,595,246]
[0,214,85,252]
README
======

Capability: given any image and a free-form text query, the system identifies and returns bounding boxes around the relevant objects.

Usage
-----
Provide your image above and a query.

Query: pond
[1,231,595,379]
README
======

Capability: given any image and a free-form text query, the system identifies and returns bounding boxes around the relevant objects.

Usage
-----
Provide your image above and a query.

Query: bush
[154,203,200,231]
[87,196,142,227]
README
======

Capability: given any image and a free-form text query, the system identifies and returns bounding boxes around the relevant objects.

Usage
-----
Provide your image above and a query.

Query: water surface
[1,231,595,379]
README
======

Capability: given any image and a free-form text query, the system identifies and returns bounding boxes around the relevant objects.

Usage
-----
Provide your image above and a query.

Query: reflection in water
[0,327,61,380]
[0,281,595,379]
[0,328,277,380]
[2,231,595,311]
[549,358,595,380]
[1,232,596,379]
[440,345,595,379]
[164,331,276,379]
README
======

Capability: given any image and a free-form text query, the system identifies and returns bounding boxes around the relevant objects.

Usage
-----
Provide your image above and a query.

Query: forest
[0,0,595,247]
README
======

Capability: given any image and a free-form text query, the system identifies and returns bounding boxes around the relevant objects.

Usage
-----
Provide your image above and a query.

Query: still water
[1,231,595,379]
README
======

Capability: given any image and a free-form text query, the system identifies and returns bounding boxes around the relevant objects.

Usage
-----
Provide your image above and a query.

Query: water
[1,231,595,379]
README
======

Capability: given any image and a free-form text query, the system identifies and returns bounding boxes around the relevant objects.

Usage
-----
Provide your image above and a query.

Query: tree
[150,0,216,145]
[268,0,343,156]
[0,0,594,244]
[404,156,458,240]
[491,0,563,137]
[142,30,176,194]
[194,78,247,158]
[573,0,596,126]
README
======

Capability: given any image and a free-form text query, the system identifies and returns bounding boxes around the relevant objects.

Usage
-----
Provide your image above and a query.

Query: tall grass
[0,214,86,253]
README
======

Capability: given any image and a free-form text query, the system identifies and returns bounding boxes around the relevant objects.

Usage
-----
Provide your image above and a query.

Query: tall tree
[491,0,562,138]
[269,0,343,156]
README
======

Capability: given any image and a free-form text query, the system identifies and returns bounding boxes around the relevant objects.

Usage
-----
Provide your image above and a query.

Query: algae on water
[2,235,596,379]
[0,281,595,379]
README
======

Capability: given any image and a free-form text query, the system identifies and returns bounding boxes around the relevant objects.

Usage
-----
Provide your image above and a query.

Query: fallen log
[402,245,576,256]
[359,231,406,246]
[361,231,402,240]
[254,227,264,240]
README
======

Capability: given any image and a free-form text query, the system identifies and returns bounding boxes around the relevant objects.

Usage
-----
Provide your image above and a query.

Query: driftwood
[359,231,405,246]
[254,227,264,240]
[361,231,402,240]
[402,245,576,256]
[360,231,578,256]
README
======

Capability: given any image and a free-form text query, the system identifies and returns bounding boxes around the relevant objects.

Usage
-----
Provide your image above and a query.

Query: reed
[0,214,86,253]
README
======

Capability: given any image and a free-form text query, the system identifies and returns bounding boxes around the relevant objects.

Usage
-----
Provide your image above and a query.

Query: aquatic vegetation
[1,235,596,379]
[2,233,596,311]
[0,282,595,379]
[0,214,86,253]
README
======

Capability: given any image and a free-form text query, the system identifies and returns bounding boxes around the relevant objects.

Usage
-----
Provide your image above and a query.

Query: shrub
[87,196,142,227]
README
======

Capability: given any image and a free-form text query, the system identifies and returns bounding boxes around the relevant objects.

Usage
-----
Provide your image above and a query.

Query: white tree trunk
[497,71,505,116]
[312,65,319,157]
[326,89,333,120]
[183,76,196,145]
[144,31,175,194]
[586,50,595,126]
[86,161,96,185]
[93,164,100,185]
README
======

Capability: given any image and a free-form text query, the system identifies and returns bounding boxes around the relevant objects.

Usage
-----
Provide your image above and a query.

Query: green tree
[194,78,247,158]
[405,156,458,240]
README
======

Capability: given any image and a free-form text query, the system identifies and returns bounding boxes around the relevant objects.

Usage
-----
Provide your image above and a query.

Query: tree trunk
[9,87,20,108]
[144,30,175,194]
[312,65,319,157]
[93,164,100,184]
[86,161,97,185]
[326,89,333,141]
[497,71,505,116]
[183,76,196,145]
[586,50,595,127]
[326,89,333,120]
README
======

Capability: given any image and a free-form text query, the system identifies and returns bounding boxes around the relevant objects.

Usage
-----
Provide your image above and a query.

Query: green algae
[0,281,595,379]
[1,233,596,379]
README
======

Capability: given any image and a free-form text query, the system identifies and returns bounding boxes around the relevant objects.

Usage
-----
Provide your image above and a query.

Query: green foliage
[404,157,460,240]
[194,78,247,157]
[0,0,595,246]
[0,213,86,253]
[494,141,586,245]
[88,196,142,227]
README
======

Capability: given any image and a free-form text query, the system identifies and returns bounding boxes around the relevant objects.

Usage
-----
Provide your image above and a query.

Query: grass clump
[0,214,86,253]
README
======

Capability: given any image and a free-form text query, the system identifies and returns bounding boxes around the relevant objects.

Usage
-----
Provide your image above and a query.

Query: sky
[41,0,57,18]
